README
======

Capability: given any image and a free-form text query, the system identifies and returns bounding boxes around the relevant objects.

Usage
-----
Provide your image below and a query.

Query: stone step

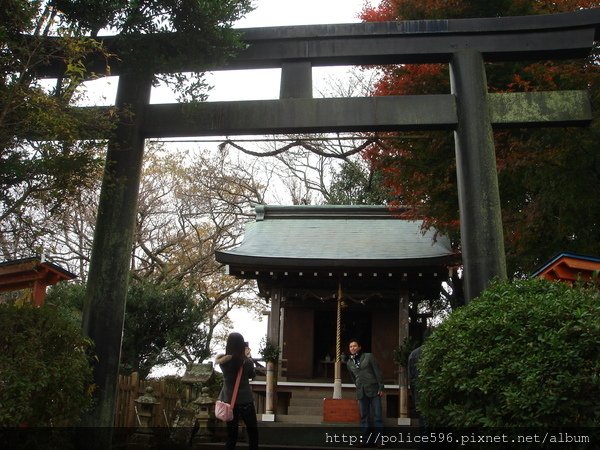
[289,396,325,407]
[288,405,323,416]
[274,414,323,424]
[189,415,419,449]
[193,420,419,449]
[290,389,336,398]
[290,391,356,399]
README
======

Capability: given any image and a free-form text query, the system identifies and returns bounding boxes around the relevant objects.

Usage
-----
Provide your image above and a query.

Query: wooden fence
[114,372,182,427]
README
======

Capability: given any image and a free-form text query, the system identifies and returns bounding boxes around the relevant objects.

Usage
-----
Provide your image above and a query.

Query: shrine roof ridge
[254,204,410,221]
[0,255,77,279]
[531,251,600,278]
[216,205,457,268]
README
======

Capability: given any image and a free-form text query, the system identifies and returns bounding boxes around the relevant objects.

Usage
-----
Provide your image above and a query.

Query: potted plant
[259,337,280,363]
[393,336,419,368]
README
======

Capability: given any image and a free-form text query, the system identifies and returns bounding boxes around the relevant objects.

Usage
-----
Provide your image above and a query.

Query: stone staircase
[277,388,357,424]
[278,389,324,424]
[188,387,417,450]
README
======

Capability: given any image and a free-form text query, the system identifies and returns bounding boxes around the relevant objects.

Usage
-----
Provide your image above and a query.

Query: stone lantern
[170,363,216,445]
[134,386,160,429]
[181,363,215,403]
[191,386,215,440]
[128,386,161,449]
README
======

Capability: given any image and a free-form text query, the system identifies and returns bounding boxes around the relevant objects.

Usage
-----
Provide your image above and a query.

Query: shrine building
[532,252,600,285]
[216,205,458,423]
[0,256,77,306]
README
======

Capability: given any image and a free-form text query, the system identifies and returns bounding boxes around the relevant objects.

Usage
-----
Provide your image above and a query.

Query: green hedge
[0,303,94,426]
[419,278,600,427]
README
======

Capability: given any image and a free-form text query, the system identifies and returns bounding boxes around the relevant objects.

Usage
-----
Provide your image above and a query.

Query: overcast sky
[235,0,371,27]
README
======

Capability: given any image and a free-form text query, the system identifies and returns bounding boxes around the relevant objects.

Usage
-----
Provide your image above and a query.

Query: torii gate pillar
[81,72,152,436]
[450,49,507,300]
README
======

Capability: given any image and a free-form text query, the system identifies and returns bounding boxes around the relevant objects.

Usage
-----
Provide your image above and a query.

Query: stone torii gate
[44,9,600,428]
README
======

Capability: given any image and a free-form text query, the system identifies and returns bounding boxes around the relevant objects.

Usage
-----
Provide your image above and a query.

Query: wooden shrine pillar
[267,288,282,348]
[264,287,282,419]
[398,290,410,425]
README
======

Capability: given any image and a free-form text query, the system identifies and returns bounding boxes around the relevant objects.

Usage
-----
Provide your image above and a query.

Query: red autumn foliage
[360,0,600,274]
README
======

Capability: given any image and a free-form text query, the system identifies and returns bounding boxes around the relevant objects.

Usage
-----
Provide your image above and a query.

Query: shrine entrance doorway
[313,309,372,379]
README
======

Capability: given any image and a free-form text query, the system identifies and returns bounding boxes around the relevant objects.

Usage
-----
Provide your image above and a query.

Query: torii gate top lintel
[80,8,600,75]
[233,8,600,65]
[237,7,600,39]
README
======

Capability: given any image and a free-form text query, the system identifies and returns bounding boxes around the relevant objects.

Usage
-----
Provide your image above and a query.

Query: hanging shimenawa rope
[336,281,342,364]
[218,136,388,159]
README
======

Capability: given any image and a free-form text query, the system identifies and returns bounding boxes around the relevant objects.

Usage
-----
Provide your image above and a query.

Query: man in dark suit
[346,338,385,448]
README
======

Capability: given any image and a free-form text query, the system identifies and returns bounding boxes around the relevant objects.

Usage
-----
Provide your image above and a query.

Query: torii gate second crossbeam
[60,9,598,429]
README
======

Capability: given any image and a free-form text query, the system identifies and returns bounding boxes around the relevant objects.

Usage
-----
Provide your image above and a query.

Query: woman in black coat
[216,332,258,450]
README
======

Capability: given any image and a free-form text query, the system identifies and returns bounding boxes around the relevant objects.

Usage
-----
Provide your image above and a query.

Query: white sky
[236,0,371,27]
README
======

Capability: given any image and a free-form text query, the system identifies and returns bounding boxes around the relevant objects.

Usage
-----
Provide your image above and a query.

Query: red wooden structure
[532,252,600,284]
[0,256,77,306]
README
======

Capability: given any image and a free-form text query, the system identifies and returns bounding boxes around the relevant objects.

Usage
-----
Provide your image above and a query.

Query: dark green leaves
[0,303,94,426]
[419,279,600,427]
